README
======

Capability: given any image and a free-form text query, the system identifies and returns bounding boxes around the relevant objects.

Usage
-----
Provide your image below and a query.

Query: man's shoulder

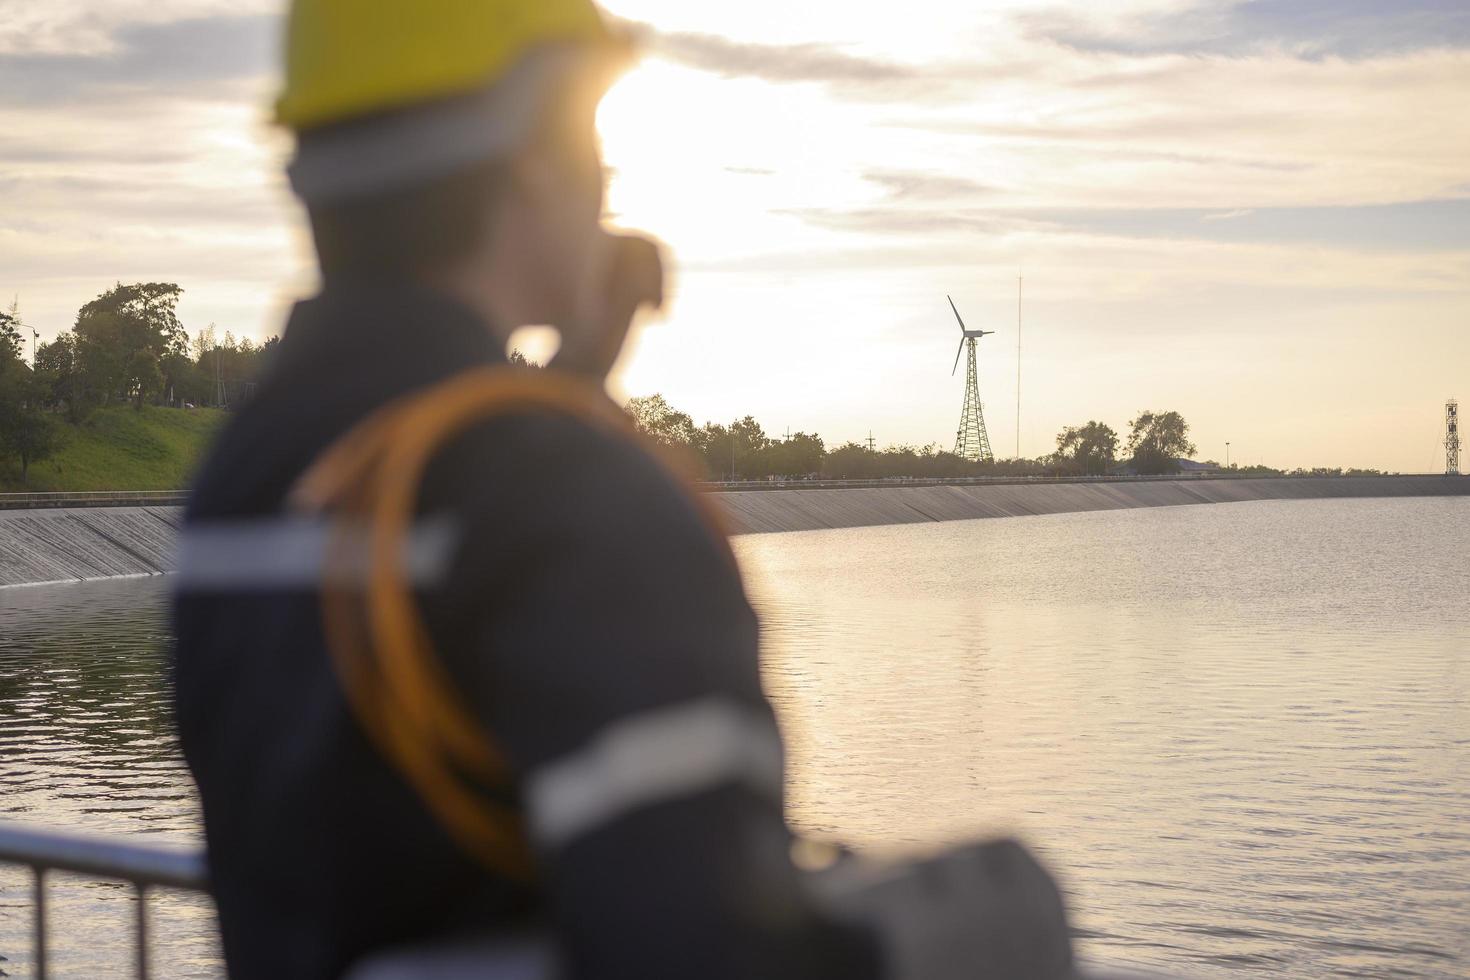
[419,403,723,548]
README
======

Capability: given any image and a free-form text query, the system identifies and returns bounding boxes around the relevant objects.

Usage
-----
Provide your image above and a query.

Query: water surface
[1,496,1467,977]
[0,578,215,978]
[740,497,1470,977]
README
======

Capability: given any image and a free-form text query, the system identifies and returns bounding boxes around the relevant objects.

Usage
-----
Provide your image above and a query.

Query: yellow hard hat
[276,0,616,132]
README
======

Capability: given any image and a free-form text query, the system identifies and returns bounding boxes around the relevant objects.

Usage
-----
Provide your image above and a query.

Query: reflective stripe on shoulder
[525,698,784,849]
[173,517,458,591]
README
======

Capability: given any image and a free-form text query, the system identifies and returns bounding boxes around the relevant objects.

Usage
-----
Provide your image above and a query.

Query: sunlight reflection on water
[737,497,1470,978]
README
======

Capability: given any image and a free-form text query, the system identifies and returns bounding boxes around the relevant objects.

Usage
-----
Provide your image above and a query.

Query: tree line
[628,395,1211,481]
[0,283,276,482]
[3,283,1376,487]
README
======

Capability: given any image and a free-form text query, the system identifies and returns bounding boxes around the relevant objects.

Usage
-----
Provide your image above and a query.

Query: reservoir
[2,496,1468,977]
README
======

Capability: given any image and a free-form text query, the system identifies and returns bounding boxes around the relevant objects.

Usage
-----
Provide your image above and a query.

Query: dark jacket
[171,283,877,980]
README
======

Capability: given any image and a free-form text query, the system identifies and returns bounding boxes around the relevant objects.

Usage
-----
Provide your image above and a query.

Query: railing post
[136,882,150,980]
[34,866,47,980]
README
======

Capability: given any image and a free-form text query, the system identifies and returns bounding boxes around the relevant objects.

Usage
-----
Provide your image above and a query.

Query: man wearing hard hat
[172,2,1078,978]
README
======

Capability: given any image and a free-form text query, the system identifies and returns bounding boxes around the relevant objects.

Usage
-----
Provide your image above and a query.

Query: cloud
[619,17,1030,101]
[1023,0,1470,60]
[776,207,1024,238]
[637,25,917,84]
[863,170,998,202]
[1015,199,1470,250]
[0,14,276,106]
[777,198,1470,253]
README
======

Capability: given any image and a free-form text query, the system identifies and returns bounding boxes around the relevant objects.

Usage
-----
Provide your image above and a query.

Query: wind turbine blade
[952,338,964,376]
[947,294,967,333]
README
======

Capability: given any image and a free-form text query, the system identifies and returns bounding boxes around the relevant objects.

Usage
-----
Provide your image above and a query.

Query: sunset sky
[3,1,1467,470]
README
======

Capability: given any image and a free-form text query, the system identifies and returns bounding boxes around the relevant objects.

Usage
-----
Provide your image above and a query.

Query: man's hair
[307,160,509,280]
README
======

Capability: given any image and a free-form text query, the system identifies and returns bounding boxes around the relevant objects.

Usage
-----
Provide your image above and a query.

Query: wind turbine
[947,294,995,463]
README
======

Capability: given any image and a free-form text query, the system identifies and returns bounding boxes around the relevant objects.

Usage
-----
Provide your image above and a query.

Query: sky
[2,0,1468,471]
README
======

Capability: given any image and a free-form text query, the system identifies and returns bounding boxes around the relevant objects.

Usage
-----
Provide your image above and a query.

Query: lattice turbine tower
[1448,398,1460,476]
[946,295,995,463]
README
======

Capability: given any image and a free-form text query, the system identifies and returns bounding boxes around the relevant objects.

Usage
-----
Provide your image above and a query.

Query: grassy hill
[0,405,228,492]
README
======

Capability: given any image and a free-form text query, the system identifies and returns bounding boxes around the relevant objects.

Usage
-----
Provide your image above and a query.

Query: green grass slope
[0,405,228,492]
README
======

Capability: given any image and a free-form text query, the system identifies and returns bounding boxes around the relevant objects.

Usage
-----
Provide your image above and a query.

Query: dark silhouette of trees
[0,373,62,483]
[31,286,279,420]
[0,317,61,483]
[627,394,699,450]
[823,442,1049,480]
[0,308,21,361]
[625,393,1054,481]
[1126,410,1196,475]
[1055,421,1119,475]
[34,333,90,422]
[763,432,825,477]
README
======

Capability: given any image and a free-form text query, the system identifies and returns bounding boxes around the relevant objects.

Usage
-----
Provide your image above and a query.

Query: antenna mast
[1016,273,1022,460]
[1448,398,1461,476]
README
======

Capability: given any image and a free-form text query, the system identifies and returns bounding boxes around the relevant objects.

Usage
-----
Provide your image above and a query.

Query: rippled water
[740,497,1470,978]
[0,578,216,978]
[1,496,1467,978]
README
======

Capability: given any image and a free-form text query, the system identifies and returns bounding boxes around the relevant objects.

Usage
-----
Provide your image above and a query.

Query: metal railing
[0,822,208,979]
[0,490,190,511]
[0,821,1177,979]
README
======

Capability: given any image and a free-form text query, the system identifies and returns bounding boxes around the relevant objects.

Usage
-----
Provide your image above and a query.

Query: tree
[822,441,876,479]
[1126,410,1196,475]
[0,365,62,484]
[73,283,188,406]
[188,326,279,408]
[626,394,698,450]
[1055,421,1119,475]
[0,308,21,363]
[698,422,732,479]
[760,432,825,477]
[727,416,772,479]
[32,333,104,422]
[126,349,164,410]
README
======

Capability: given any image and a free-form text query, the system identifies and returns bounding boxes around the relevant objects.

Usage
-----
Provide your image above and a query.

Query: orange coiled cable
[291,365,732,876]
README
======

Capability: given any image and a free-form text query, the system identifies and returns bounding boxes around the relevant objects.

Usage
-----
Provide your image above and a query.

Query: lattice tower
[955,336,994,462]
[946,295,996,464]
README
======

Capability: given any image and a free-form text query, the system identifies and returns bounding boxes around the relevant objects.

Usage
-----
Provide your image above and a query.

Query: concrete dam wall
[2,477,1467,588]
[718,475,1470,534]
[0,506,181,589]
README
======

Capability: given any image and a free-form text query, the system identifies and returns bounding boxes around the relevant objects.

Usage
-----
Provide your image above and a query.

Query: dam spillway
[716,474,1470,534]
[2,476,1467,588]
[0,506,181,589]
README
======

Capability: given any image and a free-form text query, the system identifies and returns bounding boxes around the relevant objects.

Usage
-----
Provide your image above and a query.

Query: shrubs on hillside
[1,283,277,484]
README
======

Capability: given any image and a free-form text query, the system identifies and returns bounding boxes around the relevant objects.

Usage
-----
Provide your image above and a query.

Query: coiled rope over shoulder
[288,365,730,876]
